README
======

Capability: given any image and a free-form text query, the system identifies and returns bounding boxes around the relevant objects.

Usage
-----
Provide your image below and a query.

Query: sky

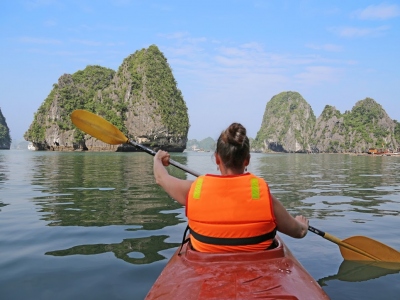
[1,1,400,141]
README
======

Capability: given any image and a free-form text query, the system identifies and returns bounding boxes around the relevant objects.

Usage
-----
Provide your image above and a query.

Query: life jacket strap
[178,225,191,256]
[189,227,277,246]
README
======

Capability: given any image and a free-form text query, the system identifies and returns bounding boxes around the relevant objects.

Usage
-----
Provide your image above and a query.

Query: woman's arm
[272,194,309,238]
[153,150,194,206]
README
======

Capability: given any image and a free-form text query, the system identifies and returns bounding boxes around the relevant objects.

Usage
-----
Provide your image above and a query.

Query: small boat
[28,142,36,151]
[146,236,329,299]
[367,148,389,155]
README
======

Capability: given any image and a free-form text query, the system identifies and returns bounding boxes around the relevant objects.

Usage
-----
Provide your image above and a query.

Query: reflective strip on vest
[251,178,260,199]
[193,177,203,200]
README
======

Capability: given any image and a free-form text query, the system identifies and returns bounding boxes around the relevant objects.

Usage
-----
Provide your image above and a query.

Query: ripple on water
[300,188,342,193]
[127,252,145,259]
[374,186,400,192]
[359,174,383,177]
[67,187,116,191]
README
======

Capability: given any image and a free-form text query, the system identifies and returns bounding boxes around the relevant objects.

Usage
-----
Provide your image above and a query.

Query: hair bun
[227,123,246,147]
[216,122,250,171]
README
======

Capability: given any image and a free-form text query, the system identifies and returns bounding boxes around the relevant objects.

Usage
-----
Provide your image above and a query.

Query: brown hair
[215,123,250,171]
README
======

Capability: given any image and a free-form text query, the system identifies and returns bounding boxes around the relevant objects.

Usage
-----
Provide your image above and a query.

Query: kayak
[146,235,330,299]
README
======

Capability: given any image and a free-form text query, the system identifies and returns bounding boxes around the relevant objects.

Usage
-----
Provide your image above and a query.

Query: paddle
[308,226,400,262]
[70,109,201,177]
[70,109,400,263]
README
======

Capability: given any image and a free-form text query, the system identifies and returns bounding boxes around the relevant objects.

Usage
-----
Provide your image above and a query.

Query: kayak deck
[146,236,329,299]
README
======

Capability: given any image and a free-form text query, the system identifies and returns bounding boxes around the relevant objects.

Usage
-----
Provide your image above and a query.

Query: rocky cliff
[0,108,11,149]
[253,93,399,153]
[253,92,316,153]
[24,45,189,152]
[313,98,399,153]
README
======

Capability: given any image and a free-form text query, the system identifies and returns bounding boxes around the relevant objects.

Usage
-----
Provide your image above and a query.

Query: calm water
[0,150,399,300]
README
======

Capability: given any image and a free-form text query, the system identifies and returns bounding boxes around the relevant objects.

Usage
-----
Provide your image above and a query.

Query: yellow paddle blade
[70,110,128,145]
[339,236,400,263]
[310,226,400,262]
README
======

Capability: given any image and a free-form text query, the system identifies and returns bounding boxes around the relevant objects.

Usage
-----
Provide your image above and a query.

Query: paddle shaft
[129,140,201,177]
[308,226,380,261]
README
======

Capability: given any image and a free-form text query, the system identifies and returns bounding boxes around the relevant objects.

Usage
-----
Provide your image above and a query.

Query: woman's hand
[153,150,194,206]
[294,215,309,237]
[154,150,170,166]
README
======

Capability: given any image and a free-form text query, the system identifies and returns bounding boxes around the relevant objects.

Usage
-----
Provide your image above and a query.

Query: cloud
[26,48,97,57]
[165,45,202,57]
[43,19,57,27]
[294,66,342,85]
[70,39,102,46]
[111,0,132,6]
[161,33,347,98]
[17,36,62,45]
[66,24,128,34]
[160,31,189,40]
[159,31,207,44]
[354,3,400,20]
[330,25,390,37]
[151,3,172,11]
[306,43,343,52]
[24,0,60,9]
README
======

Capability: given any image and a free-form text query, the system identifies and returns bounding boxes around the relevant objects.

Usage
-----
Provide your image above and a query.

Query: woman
[153,122,309,252]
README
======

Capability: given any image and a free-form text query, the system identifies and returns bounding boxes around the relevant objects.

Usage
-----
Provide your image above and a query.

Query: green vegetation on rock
[394,121,400,145]
[254,93,399,153]
[253,91,316,152]
[320,105,342,120]
[120,45,189,136]
[342,98,389,148]
[0,108,11,149]
[24,45,189,151]
[24,66,116,143]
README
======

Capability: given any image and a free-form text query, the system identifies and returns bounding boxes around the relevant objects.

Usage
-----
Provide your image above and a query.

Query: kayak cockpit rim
[182,237,286,263]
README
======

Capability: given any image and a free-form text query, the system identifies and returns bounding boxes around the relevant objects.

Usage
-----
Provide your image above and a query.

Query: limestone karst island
[24,45,189,152]
[252,92,400,154]
[16,45,400,155]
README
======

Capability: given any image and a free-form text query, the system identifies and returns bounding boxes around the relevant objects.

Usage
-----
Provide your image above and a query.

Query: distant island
[186,137,256,153]
[189,93,400,155]
[252,92,400,154]
[186,137,216,152]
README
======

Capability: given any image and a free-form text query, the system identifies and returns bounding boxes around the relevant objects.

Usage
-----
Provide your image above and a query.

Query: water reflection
[319,260,400,284]
[30,152,186,229]
[0,153,9,210]
[253,154,400,220]
[45,235,180,264]
[29,152,188,264]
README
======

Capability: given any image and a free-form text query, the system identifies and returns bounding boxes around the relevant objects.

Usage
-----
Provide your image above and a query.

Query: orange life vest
[186,173,277,252]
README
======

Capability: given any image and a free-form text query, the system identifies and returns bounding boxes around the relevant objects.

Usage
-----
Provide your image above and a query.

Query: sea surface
[0,150,399,300]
